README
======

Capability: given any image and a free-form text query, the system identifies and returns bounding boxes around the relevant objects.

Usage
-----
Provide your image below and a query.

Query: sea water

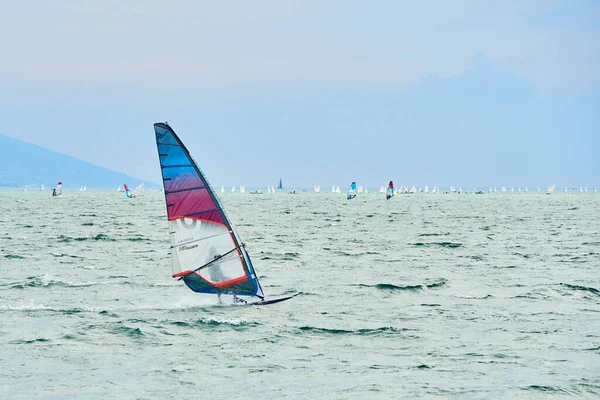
[1,190,599,399]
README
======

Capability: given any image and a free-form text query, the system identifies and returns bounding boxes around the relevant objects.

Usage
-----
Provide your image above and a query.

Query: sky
[0,1,598,188]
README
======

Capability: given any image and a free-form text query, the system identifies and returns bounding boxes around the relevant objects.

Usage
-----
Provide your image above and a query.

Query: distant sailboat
[117,185,122,192]
[231,186,236,192]
[432,186,437,194]
[364,186,368,194]
[240,186,246,193]
[153,122,295,305]
[40,184,45,191]
[335,186,341,193]
[501,186,507,192]
[221,185,225,193]
[277,179,283,190]
[83,185,87,192]
[547,184,556,195]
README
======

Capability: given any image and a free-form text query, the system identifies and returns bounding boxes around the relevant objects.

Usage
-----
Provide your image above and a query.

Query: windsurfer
[388,181,394,196]
[124,184,135,198]
[207,247,226,282]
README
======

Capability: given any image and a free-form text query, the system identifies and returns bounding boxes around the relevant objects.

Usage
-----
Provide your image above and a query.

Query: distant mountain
[0,133,156,188]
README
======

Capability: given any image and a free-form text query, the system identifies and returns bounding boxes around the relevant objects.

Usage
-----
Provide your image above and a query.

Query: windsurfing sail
[40,184,45,191]
[153,122,264,299]
[547,184,556,195]
[277,179,283,190]
[52,182,62,197]
[132,183,144,197]
[347,182,357,200]
[221,185,225,193]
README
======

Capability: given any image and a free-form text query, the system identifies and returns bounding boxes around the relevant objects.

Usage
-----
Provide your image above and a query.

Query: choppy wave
[111,325,146,338]
[412,242,463,248]
[10,338,51,344]
[2,275,99,290]
[522,385,570,394]
[560,283,600,296]
[354,279,447,292]
[298,326,409,336]
[50,253,85,259]
[57,233,115,242]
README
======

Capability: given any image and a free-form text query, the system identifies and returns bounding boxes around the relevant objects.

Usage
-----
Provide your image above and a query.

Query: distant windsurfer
[124,184,135,198]
[52,182,62,197]
[348,181,357,200]
[388,181,394,196]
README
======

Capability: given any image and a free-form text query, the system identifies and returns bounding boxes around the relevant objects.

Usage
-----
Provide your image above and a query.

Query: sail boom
[188,244,245,274]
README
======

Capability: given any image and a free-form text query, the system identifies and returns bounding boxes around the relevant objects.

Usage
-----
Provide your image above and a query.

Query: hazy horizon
[1,2,598,187]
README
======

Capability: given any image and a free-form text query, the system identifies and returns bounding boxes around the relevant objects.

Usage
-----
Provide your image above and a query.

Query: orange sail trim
[173,271,248,289]
[173,270,193,278]
[213,275,248,288]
